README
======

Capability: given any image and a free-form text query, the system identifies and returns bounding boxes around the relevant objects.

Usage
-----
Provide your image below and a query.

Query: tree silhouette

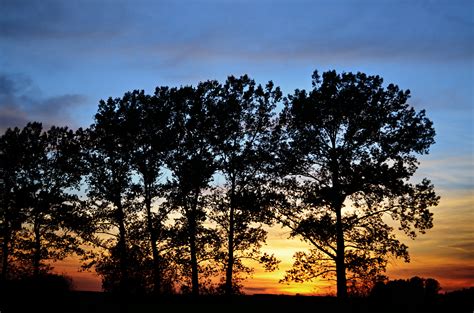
[0,127,29,281]
[370,276,442,311]
[210,75,281,295]
[0,71,445,304]
[276,70,439,298]
[165,83,220,295]
[1,123,84,278]
[84,96,139,293]
[121,88,178,294]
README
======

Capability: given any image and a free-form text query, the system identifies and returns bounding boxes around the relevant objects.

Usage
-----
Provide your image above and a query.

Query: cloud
[385,189,474,292]
[416,157,474,192]
[242,286,269,294]
[144,1,474,65]
[1,0,472,69]
[0,73,87,132]
[0,0,125,41]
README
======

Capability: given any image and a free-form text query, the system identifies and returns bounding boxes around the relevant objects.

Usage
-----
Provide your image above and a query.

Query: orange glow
[385,190,474,292]
[246,189,474,294]
[52,256,102,291]
[242,226,334,295]
[50,190,473,294]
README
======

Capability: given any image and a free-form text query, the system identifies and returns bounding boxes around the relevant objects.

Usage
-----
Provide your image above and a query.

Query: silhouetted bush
[5,273,73,295]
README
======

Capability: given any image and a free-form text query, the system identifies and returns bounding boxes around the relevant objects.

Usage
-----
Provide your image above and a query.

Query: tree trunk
[1,225,10,281]
[335,202,348,299]
[225,175,236,296]
[116,201,129,293]
[330,144,347,299]
[189,190,200,296]
[33,216,41,277]
[189,225,199,296]
[144,182,162,294]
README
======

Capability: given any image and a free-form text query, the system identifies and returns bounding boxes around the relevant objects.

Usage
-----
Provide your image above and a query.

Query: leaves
[276,70,439,293]
[0,123,84,277]
[1,70,438,296]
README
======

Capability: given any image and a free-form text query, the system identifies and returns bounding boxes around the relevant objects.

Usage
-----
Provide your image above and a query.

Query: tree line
[0,70,439,298]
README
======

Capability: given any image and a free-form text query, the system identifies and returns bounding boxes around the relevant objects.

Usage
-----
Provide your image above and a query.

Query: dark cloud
[242,286,270,294]
[0,73,87,132]
[0,0,126,41]
[1,0,472,66]
[142,1,473,63]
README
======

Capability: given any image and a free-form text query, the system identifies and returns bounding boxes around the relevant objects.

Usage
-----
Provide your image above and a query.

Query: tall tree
[1,123,84,277]
[165,83,220,295]
[276,70,439,298]
[0,127,28,281]
[85,96,138,293]
[211,75,281,295]
[125,88,178,294]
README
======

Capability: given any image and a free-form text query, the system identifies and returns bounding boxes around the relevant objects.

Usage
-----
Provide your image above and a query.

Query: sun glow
[51,186,473,294]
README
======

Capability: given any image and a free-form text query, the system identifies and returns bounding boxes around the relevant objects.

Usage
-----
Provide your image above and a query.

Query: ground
[1,290,473,313]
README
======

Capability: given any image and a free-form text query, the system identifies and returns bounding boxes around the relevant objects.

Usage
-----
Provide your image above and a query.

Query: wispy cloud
[386,190,474,291]
[417,157,474,191]
[2,0,472,68]
[0,73,87,132]
[0,0,126,41]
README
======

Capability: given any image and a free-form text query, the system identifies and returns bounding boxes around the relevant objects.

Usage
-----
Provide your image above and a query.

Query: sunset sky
[1,0,472,294]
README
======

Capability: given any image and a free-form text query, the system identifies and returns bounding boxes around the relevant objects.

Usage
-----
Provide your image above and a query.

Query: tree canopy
[0,70,439,298]
[0,123,84,279]
[275,70,439,298]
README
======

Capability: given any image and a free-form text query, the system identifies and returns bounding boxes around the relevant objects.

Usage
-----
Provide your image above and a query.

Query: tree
[85,96,139,293]
[1,123,84,278]
[0,127,29,281]
[276,70,439,298]
[370,276,441,310]
[165,82,220,295]
[210,75,281,295]
[124,88,179,294]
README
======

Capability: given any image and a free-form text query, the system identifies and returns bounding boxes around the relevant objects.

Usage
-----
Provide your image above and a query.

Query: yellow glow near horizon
[243,227,330,295]
[51,190,473,294]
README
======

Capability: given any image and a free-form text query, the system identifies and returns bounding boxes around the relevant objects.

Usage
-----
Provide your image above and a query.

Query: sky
[1,0,473,294]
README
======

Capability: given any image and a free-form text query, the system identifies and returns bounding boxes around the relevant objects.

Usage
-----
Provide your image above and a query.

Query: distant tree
[370,276,441,310]
[424,277,441,297]
[276,70,439,298]
[0,123,84,278]
[210,75,281,295]
[165,83,220,295]
[84,96,139,293]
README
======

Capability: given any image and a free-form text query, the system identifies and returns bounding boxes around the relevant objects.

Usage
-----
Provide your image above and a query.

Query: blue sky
[1,0,473,292]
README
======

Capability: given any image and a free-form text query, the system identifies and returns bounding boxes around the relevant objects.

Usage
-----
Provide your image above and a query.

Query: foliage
[1,123,84,278]
[164,82,222,295]
[83,96,140,293]
[369,276,442,311]
[276,70,439,298]
[0,71,440,298]
[209,75,282,294]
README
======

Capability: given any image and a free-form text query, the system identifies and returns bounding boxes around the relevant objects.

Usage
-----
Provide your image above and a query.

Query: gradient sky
[1,0,473,294]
